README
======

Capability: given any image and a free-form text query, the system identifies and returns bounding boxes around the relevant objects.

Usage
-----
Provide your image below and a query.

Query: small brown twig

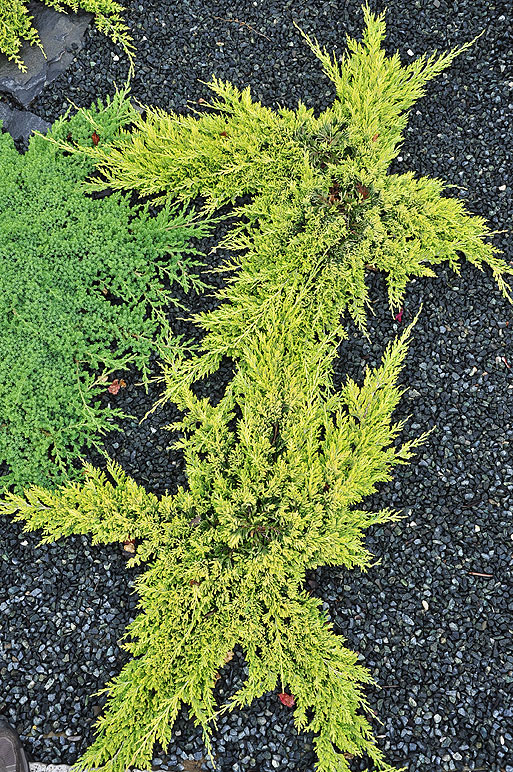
[468,571,493,578]
[214,16,271,41]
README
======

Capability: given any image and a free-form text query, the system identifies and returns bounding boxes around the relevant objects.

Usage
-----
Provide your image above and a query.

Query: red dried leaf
[372,132,379,142]
[356,182,370,200]
[278,692,295,707]
[107,378,126,395]
[395,308,404,323]
[92,131,100,146]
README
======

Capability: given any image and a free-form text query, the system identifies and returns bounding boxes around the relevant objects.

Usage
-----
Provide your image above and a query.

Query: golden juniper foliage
[0,0,132,71]
[4,329,421,772]
[2,6,512,772]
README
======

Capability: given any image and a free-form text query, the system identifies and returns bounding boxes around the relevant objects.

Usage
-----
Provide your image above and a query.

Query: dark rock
[0,100,50,141]
[0,2,92,107]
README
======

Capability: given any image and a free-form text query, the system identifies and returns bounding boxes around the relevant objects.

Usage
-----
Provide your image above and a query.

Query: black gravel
[1,1,513,771]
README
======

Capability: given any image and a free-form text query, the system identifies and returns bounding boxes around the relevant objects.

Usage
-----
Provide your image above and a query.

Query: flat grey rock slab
[0,2,92,107]
[0,101,50,142]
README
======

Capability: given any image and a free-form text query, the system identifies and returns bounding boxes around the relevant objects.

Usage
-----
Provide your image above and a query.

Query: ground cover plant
[0,93,207,492]
[0,0,132,70]
[2,6,512,772]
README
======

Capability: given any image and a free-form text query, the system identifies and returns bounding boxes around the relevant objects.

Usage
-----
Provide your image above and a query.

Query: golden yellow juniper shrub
[2,6,511,772]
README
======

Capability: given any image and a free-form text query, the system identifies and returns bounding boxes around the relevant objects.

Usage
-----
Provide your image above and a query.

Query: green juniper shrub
[0,0,133,71]
[0,91,208,492]
[2,6,512,772]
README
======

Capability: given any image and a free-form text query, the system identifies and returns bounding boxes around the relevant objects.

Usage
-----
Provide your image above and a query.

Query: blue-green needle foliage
[0,93,208,492]
[2,6,511,772]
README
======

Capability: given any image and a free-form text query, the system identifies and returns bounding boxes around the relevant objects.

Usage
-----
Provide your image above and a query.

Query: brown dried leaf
[122,538,136,554]
[182,761,207,772]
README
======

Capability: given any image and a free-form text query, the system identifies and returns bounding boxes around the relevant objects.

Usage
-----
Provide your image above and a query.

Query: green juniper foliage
[0,0,132,71]
[0,93,207,492]
[3,6,512,772]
